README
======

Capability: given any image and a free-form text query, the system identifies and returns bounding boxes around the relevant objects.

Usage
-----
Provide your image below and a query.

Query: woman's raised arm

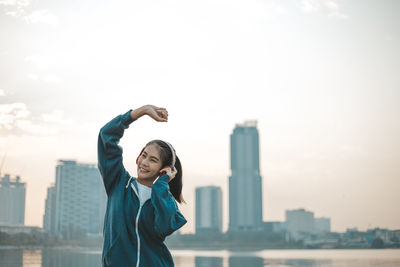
[97,105,168,195]
[97,110,135,195]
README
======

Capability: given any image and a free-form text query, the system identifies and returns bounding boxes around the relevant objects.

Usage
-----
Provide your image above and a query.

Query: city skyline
[1,0,400,233]
[1,156,398,234]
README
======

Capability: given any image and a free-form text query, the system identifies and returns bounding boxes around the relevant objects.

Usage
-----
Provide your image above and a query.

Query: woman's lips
[139,167,149,173]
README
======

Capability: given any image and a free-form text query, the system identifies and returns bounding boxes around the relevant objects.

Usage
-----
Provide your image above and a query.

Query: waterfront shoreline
[1,245,399,251]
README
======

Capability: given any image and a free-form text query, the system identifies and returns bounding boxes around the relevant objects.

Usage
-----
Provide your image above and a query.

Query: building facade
[262,221,287,233]
[45,160,107,237]
[43,185,57,235]
[229,120,263,232]
[315,217,331,233]
[285,208,315,240]
[0,174,26,226]
[195,186,223,234]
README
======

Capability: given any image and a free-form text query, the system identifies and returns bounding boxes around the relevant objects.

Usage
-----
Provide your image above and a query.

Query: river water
[0,248,399,267]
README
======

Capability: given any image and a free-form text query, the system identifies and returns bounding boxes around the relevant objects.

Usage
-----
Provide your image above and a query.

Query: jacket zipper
[130,182,142,267]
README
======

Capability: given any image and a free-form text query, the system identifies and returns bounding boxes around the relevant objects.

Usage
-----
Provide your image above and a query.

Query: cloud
[43,74,62,83]
[41,110,73,125]
[0,0,30,6]
[0,103,72,136]
[25,55,51,71]
[0,0,32,17]
[24,9,59,27]
[325,0,339,10]
[298,0,320,13]
[25,55,62,83]
[27,73,39,80]
[296,0,347,18]
[0,102,30,130]
[1,1,59,26]
[15,118,57,135]
[26,73,62,83]
[0,0,16,5]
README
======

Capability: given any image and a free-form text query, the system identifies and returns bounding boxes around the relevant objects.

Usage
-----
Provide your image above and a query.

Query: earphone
[160,141,176,176]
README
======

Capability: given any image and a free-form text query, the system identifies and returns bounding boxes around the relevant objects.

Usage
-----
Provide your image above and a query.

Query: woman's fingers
[156,112,168,121]
[147,106,168,121]
[160,166,177,181]
[171,167,177,177]
[147,106,168,122]
[154,115,167,122]
[156,109,168,121]
[154,106,167,113]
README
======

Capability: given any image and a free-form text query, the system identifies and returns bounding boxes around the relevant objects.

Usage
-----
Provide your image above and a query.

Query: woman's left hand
[160,166,177,181]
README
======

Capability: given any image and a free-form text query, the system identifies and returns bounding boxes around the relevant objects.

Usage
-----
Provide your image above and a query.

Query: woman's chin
[138,174,157,180]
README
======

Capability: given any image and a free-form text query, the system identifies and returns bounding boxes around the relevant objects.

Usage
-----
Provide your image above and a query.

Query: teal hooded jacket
[98,110,187,267]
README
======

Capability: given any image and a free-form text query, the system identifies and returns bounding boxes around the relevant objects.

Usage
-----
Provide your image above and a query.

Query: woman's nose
[141,158,149,166]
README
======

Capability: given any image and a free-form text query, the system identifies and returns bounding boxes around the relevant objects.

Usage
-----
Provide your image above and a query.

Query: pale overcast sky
[1,0,399,233]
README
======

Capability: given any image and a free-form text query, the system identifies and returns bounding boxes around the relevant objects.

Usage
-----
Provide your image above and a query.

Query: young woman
[97,105,187,267]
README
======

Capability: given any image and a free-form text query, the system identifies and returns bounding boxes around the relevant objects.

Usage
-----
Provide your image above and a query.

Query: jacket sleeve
[97,110,135,195]
[151,174,187,240]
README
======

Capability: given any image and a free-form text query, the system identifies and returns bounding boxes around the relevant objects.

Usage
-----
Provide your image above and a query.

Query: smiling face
[136,144,163,181]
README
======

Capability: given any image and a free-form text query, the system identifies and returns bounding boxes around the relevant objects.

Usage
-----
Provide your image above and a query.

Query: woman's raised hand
[160,166,177,181]
[130,105,168,122]
[145,105,168,122]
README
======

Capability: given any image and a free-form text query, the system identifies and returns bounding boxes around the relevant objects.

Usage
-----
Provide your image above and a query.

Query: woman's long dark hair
[143,140,185,204]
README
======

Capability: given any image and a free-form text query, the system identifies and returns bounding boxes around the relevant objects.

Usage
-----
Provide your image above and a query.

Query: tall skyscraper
[195,186,222,234]
[229,120,263,232]
[0,174,26,226]
[43,185,56,235]
[47,160,107,237]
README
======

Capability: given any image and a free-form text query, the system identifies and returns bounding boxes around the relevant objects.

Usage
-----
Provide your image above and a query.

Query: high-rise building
[229,120,263,232]
[43,185,56,235]
[195,186,222,234]
[195,257,223,267]
[315,217,331,233]
[0,174,26,226]
[49,160,107,237]
[285,208,315,239]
